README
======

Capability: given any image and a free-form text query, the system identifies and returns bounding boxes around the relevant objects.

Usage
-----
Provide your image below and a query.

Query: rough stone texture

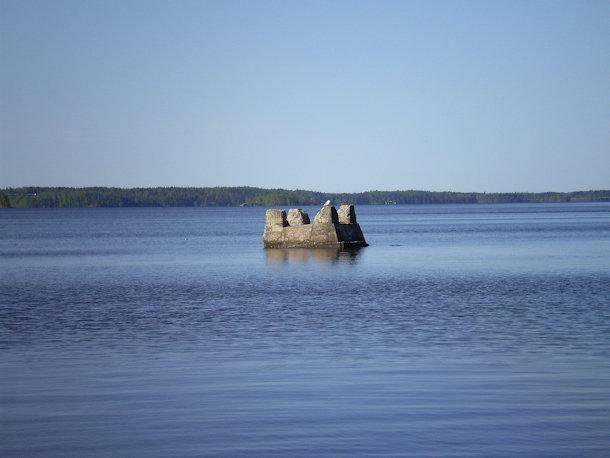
[287,208,310,226]
[265,209,288,227]
[337,204,356,224]
[313,205,338,224]
[263,205,367,249]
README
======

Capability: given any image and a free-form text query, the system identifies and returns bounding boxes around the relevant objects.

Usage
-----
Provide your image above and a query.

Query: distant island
[0,187,609,208]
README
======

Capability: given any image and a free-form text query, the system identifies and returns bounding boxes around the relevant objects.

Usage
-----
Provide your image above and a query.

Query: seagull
[323,200,331,206]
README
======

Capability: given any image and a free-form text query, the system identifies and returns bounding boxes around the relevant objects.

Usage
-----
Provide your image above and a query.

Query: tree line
[0,187,609,208]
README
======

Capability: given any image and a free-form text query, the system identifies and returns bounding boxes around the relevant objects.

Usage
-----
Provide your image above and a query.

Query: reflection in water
[265,247,363,265]
[3,206,610,457]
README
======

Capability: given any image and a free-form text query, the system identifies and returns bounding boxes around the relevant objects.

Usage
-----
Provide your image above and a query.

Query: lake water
[1,203,609,456]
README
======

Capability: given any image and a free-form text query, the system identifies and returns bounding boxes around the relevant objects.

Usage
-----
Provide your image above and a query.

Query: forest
[1,187,609,208]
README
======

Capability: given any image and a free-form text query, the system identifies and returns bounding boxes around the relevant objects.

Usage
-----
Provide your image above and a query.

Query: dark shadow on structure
[265,247,364,265]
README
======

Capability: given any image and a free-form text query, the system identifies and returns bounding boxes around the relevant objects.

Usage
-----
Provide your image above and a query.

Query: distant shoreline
[0,187,609,208]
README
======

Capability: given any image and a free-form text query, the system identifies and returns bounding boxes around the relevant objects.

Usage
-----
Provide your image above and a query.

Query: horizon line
[2,185,610,195]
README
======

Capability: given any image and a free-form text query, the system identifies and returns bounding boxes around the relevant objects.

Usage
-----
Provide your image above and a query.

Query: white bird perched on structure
[323,200,331,206]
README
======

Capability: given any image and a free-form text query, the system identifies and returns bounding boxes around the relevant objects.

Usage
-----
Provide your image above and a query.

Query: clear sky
[1,0,609,192]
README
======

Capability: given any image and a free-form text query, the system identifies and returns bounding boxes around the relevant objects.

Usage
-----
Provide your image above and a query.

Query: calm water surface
[1,204,610,456]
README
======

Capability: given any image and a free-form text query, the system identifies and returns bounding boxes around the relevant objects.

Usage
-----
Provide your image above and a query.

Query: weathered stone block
[265,209,288,227]
[287,208,310,226]
[313,205,339,224]
[263,205,367,249]
[337,204,357,224]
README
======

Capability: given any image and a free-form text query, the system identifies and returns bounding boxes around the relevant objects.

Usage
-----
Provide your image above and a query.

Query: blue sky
[1,0,609,192]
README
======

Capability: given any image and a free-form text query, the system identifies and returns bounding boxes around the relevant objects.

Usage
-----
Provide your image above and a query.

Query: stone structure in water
[263,204,368,248]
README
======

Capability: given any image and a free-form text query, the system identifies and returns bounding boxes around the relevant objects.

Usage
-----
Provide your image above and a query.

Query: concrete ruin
[263,204,368,249]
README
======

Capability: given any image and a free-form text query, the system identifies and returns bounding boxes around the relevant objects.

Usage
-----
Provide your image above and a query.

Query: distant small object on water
[263,203,368,249]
